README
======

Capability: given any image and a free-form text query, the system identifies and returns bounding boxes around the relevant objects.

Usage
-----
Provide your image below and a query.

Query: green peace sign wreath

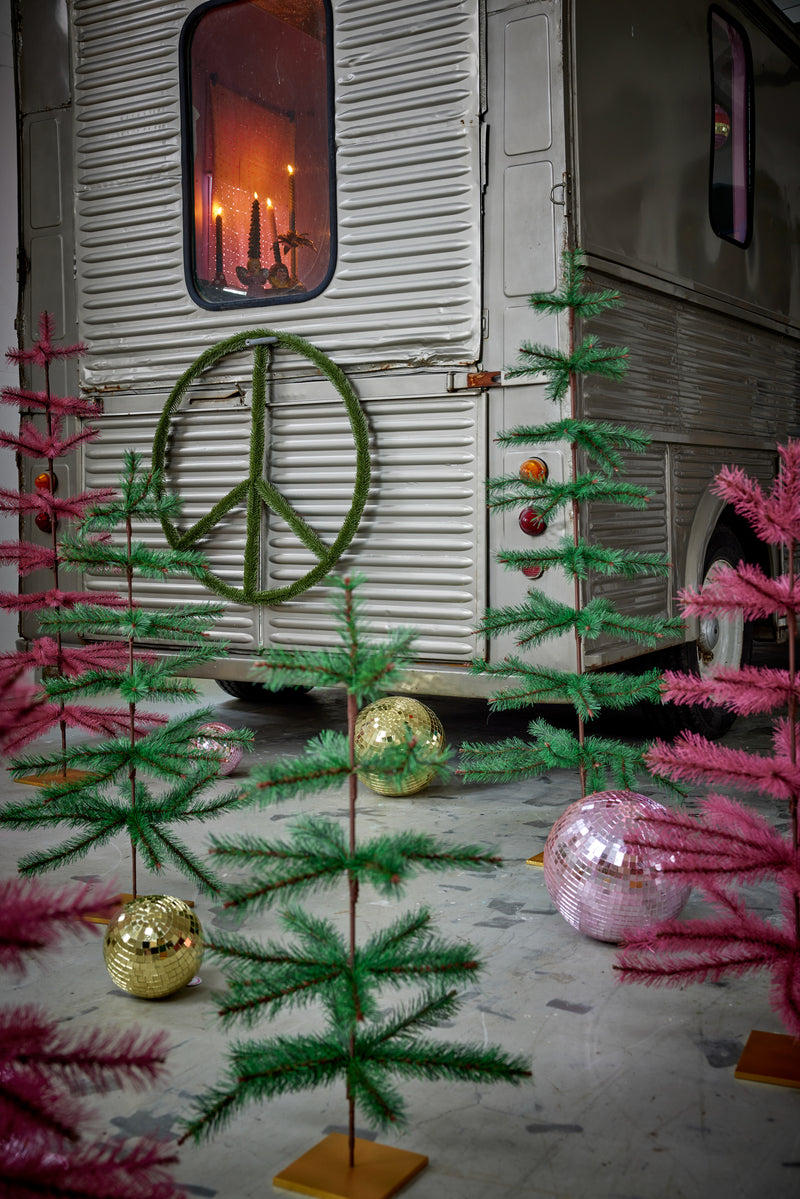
[152,329,371,605]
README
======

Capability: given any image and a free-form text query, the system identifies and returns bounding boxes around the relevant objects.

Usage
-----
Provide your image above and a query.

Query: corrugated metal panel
[582,275,800,442]
[72,0,481,388]
[80,390,484,661]
[584,448,671,665]
[264,394,484,660]
[82,407,260,648]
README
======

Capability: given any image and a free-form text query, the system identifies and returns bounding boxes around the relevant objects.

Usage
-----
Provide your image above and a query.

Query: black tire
[661,526,752,739]
[216,679,310,702]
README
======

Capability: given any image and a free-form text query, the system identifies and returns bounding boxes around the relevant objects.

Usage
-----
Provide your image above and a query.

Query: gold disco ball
[103,894,204,999]
[355,695,445,796]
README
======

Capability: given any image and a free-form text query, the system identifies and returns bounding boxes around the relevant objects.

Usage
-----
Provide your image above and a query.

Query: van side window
[181,0,334,308]
[708,8,753,247]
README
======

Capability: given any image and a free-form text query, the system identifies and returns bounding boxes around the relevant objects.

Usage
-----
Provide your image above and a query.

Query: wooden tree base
[526,851,544,866]
[273,1133,428,1199]
[82,894,195,925]
[83,893,135,925]
[735,1029,800,1088]
[16,768,95,787]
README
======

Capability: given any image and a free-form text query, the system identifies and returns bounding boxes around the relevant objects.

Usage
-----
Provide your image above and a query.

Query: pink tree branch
[647,731,800,801]
[0,878,119,971]
[5,312,86,367]
[0,638,132,683]
[0,419,100,460]
[678,563,800,621]
[0,487,115,520]
[623,794,800,887]
[661,666,800,714]
[0,384,100,419]
[713,442,800,545]
[0,589,128,612]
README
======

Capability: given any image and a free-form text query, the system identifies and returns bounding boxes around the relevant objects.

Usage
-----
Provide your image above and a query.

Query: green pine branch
[524,248,622,318]
[17,823,124,877]
[60,534,212,581]
[496,537,670,580]
[42,657,208,703]
[496,417,650,474]
[506,336,628,403]
[478,593,683,648]
[80,449,186,529]
[241,730,352,804]
[461,719,682,796]
[212,819,501,913]
[486,473,650,517]
[181,1031,352,1143]
[254,574,417,705]
[469,659,664,720]
[38,603,224,644]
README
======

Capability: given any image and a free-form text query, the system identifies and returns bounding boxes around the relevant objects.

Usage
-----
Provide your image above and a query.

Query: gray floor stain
[489,899,525,915]
[182,1186,218,1197]
[474,917,524,928]
[477,1004,516,1021]
[547,998,592,1014]
[208,903,248,931]
[526,1122,584,1134]
[110,1110,181,1142]
[699,1038,743,1068]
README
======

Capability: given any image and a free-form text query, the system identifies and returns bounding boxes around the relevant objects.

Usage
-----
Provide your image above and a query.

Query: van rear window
[709,8,753,247]
[182,0,334,308]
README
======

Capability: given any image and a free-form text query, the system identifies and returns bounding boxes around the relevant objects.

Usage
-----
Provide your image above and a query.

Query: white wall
[0,0,18,653]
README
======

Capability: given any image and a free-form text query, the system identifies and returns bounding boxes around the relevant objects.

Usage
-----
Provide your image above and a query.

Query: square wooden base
[735,1029,800,1088]
[83,893,135,925]
[82,893,195,925]
[526,851,544,867]
[17,768,95,787]
[273,1133,428,1199]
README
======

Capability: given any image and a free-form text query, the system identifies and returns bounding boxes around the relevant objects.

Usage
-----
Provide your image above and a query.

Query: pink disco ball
[191,722,243,776]
[543,790,690,943]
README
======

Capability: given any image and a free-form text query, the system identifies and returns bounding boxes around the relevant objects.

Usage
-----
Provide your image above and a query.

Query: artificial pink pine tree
[616,441,800,1041]
[0,312,160,774]
[0,875,185,1198]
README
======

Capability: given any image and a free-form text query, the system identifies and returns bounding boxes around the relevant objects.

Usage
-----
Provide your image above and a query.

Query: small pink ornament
[192,722,243,776]
[543,790,690,943]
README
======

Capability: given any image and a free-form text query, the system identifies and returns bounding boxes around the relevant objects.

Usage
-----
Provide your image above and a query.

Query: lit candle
[248,192,261,260]
[214,206,223,274]
[266,197,281,263]
[287,165,295,233]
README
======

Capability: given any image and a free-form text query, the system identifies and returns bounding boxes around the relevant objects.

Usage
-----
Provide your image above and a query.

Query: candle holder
[235,258,269,296]
[278,231,315,291]
[267,262,291,289]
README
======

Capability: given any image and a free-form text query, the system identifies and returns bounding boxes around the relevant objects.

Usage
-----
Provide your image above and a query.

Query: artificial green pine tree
[0,450,252,898]
[461,250,683,798]
[182,574,529,1186]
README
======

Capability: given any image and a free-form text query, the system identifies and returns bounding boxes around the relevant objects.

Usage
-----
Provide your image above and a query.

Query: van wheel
[661,526,752,739]
[217,679,310,702]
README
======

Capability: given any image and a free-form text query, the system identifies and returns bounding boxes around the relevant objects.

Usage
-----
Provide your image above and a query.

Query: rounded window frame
[179,0,337,311]
[707,5,755,250]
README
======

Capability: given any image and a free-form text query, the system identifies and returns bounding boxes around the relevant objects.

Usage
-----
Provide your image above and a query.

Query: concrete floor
[2,670,800,1199]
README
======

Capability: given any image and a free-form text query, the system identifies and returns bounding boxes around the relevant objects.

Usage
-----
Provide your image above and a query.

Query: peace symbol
[151,328,371,605]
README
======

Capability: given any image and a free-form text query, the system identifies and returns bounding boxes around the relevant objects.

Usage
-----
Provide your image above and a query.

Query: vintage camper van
[12,0,800,705]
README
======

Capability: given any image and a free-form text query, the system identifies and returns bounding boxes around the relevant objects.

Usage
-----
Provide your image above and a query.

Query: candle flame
[287,164,294,175]
[254,192,258,200]
[213,205,222,218]
[266,197,273,208]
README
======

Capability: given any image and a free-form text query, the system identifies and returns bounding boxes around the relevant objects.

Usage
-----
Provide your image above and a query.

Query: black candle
[248,194,261,260]
[215,210,223,274]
